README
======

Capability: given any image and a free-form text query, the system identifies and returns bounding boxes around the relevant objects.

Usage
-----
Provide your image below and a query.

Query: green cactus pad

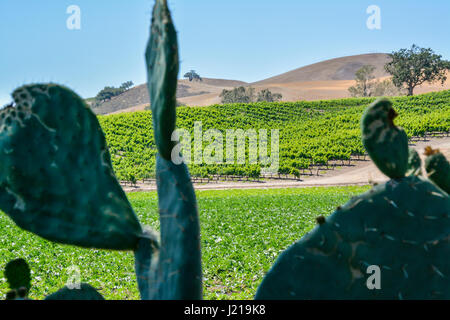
[361,98,409,179]
[134,158,202,300]
[406,148,422,176]
[146,0,179,160]
[4,258,31,291]
[45,283,105,300]
[134,228,160,299]
[0,84,142,250]
[425,147,450,194]
[135,0,203,300]
[155,156,202,299]
[255,175,450,299]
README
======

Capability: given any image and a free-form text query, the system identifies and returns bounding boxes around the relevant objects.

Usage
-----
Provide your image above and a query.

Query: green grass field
[0,186,370,300]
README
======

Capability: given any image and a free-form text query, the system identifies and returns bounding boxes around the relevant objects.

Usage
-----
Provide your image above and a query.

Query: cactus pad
[45,283,105,300]
[424,147,450,194]
[134,228,160,299]
[133,0,203,300]
[406,148,422,176]
[361,98,409,179]
[256,175,450,299]
[256,99,450,300]
[135,158,202,300]
[4,258,31,292]
[146,0,178,160]
[0,84,142,250]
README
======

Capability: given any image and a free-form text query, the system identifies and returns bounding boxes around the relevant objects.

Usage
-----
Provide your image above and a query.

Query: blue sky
[0,0,449,106]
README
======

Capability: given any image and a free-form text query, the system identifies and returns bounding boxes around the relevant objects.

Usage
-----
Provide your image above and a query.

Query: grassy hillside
[98,90,450,181]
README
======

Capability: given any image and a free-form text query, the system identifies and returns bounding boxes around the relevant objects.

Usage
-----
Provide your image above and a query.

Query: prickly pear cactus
[4,258,32,300]
[45,283,105,300]
[0,0,201,301]
[407,148,422,176]
[146,0,178,161]
[3,258,104,300]
[0,84,142,250]
[134,0,202,300]
[256,98,450,300]
[361,98,409,179]
[425,147,450,194]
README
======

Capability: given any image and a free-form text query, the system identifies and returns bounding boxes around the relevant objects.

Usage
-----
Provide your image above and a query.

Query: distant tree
[95,81,134,103]
[220,87,283,104]
[120,81,134,91]
[385,44,450,96]
[184,70,202,82]
[220,87,255,104]
[348,65,377,97]
[257,89,282,102]
[96,86,120,102]
[372,79,405,97]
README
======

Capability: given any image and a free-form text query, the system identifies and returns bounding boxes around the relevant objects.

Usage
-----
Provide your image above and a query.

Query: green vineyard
[98,90,450,181]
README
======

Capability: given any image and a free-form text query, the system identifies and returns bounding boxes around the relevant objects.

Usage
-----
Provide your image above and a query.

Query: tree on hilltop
[257,89,282,102]
[385,44,450,96]
[220,87,255,104]
[95,81,134,104]
[96,86,121,102]
[120,81,134,91]
[348,65,377,97]
[349,65,405,97]
[220,87,283,104]
[184,70,202,82]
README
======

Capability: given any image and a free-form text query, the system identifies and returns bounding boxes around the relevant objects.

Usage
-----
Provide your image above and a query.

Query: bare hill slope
[94,78,247,114]
[252,53,391,85]
[93,53,450,114]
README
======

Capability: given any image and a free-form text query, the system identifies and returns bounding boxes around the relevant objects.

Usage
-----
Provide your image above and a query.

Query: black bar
[1,300,448,318]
